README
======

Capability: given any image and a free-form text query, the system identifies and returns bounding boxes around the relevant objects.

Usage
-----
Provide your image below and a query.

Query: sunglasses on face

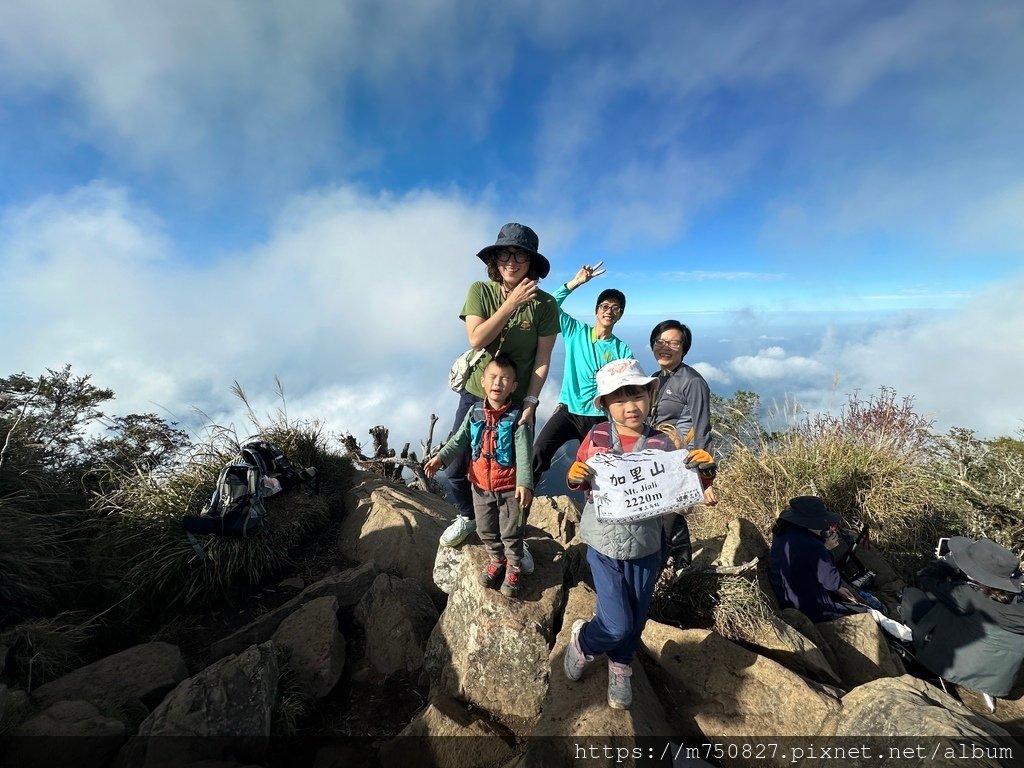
[496,249,530,264]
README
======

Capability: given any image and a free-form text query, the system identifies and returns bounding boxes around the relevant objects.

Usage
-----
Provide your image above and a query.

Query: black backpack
[182,457,267,539]
[181,440,317,542]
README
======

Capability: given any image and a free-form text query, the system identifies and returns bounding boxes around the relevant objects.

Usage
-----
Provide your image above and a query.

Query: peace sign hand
[569,262,606,290]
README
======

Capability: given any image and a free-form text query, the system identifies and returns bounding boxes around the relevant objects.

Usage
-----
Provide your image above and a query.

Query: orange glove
[567,460,594,485]
[684,449,717,479]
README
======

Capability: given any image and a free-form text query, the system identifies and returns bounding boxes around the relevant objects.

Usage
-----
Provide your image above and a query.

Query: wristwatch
[523,396,540,406]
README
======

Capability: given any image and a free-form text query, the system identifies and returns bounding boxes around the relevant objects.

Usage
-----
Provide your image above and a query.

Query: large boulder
[523,584,673,765]
[642,622,841,759]
[378,695,517,768]
[30,642,188,717]
[5,699,125,768]
[271,596,345,701]
[835,676,1020,765]
[341,476,451,602]
[814,611,905,689]
[739,614,842,687]
[958,687,1024,744]
[716,517,769,568]
[779,608,840,674]
[423,539,566,725]
[355,573,439,677]
[120,642,278,768]
[209,561,377,661]
[527,495,582,546]
[432,543,466,596]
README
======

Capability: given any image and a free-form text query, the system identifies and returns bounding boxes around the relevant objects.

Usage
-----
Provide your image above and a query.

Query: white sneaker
[563,619,593,681]
[607,661,633,709]
[520,542,535,575]
[440,516,476,547]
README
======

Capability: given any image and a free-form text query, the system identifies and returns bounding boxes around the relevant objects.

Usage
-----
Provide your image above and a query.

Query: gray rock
[340,476,451,603]
[642,622,842,751]
[278,577,305,591]
[209,561,376,662]
[717,517,769,567]
[523,585,673,765]
[835,676,1021,765]
[432,543,466,596]
[120,642,278,768]
[271,596,345,701]
[378,695,516,768]
[779,608,840,674]
[355,573,439,676]
[814,611,905,689]
[957,687,1024,745]
[30,642,188,715]
[740,614,842,687]
[423,539,566,725]
[6,699,125,768]
[526,495,582,546]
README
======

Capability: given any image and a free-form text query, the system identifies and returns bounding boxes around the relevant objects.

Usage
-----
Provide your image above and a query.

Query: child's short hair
[488,352,518,379]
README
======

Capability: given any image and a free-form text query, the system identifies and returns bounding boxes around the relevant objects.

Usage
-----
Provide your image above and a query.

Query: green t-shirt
[461,281,560,403]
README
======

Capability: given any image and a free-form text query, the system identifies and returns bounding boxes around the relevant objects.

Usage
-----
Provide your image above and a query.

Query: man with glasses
[531,262,634,489]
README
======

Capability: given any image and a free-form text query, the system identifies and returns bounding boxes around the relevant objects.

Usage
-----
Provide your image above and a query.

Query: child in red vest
[425,353,534,598]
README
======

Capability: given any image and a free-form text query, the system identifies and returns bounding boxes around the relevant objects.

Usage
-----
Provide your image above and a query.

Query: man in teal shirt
[532,262,634,487]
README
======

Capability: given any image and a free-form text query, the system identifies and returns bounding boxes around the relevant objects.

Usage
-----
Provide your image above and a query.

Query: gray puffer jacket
[575,422,678,561]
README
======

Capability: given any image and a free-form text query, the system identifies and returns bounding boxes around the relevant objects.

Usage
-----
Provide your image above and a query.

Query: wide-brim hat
[948,537,1023,593]
[779,496,841,530]
[593,358,658,410]
[476,222,551,279]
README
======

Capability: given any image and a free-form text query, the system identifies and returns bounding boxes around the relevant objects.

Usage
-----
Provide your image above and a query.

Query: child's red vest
[467,401,521,493]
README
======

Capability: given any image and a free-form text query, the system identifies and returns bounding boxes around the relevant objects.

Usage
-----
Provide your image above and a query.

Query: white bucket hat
[593,358,658,410]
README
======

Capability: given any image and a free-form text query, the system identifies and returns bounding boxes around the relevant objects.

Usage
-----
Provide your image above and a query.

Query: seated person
[900,537,1024,699]
[768,496,866,622]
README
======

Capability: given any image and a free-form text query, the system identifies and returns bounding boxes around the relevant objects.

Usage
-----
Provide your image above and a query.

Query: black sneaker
[500,566,521,598]
[479,559,506,589]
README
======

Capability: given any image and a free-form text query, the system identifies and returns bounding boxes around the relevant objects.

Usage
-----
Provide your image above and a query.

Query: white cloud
[835,276,1024,437]
[0,1,517,191]
[0,182,502,451]
[728,347,826,381]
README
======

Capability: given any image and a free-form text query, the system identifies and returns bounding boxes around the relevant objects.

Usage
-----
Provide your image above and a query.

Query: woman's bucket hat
[779,496,841,530]
[948,537,1023,593]
[476,222,550,279]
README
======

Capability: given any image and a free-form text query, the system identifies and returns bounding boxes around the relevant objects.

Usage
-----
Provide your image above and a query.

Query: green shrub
[0,612,94,691]
[708,388,968,577]
[93,420,347,618]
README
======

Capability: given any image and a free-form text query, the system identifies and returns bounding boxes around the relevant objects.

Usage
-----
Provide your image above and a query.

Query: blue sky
[1,0,1022,454]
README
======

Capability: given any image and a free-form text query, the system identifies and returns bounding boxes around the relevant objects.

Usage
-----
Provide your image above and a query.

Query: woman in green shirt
[440,223,560,556]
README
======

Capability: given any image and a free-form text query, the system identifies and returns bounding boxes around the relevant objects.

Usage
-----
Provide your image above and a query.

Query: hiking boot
[563,619,593,681]
[607,661,633,709]
[440,516,476,547]
[520,542,535,575]
[479,559,506,589]
[500,565,522,598]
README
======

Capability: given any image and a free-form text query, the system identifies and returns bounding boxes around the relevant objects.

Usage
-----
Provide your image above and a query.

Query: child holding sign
[562,358,714,709]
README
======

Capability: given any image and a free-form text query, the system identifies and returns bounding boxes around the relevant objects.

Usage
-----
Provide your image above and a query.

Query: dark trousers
[473,487,525,568]
[579,546,662,665]
[444,390,483,519]
[531,404,603,487]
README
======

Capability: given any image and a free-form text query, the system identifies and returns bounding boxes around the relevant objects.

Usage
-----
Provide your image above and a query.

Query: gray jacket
[575,422,678,561]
